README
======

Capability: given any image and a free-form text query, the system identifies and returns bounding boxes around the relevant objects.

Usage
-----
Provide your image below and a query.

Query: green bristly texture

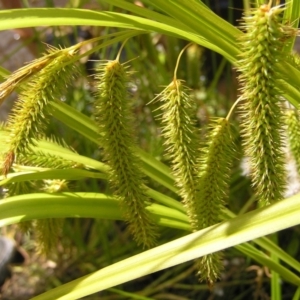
[157,79,199,229]
[197,118,234,285]
[35,217,64,254]
[238,4,291,206]
[35,179,67,254]
[19,137,81,170]
[286,109,300,175]
[157,80,231,286]
[93,60,158,248]
[19,151,79,170]
[2,48,77,175]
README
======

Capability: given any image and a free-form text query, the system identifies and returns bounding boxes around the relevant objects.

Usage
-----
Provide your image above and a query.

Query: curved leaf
[0,192,189,230]
[30,192,300,300]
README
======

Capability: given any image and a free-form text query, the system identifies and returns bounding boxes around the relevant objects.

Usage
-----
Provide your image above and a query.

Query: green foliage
[0,0,300,299]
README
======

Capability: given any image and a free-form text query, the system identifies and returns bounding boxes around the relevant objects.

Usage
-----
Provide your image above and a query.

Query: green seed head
[237,3,291,206]
[94,60,158,248]
[2,48,77,175]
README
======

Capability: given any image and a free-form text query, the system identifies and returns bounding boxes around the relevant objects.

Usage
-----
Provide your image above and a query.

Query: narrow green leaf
[0,8,217,55]
[0,7,299,107]
[0,169,107,185]
[224,209,300,276]
[292,286,300,300]
[145,0,240,59]
[0,192,190,230]
[30,192,300,300]
[284,0,300,53]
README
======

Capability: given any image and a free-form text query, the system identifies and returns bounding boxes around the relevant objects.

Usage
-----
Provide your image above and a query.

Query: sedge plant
[1,0,300,299]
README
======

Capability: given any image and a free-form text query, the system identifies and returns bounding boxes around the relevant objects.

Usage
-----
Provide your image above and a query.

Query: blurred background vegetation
[0,0,299,299]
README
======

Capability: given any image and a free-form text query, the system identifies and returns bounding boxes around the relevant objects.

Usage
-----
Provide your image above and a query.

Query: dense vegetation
[1,1,300,299]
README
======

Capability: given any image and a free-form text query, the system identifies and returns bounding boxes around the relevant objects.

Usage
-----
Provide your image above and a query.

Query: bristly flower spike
[0,48,59,107]
[285,108,300,175]
[154,43,235,285]
[35,179,68,255]
[93,41,158,248]
[154,43,200,229]
[237,2,297,206]
[196,116,234,285]
[0,36,107,107]
[2,47,78,175]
